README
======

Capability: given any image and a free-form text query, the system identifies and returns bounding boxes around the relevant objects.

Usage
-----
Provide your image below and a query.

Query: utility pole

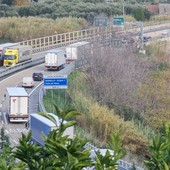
[122,0,125,17]
[140,22,144,50]
[139,22,146,54]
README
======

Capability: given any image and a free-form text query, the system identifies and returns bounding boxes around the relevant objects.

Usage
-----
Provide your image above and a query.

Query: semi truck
[65,41,91,64]
[45,49,66,70]
[3,45,32,67]
[5,87,29,123]
[29,113,74,146]
[0,43,18,66]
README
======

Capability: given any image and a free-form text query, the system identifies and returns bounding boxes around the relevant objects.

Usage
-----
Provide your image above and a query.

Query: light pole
[140,22,144,50]
[138,22,145,54]
[122,0,125,18]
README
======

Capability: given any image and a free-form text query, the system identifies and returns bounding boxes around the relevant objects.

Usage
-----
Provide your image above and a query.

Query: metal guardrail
[84,143,144,170]
[0,57,44,78]
[18,23,170,54]
[19,26,119,53]
[38,84,46,113]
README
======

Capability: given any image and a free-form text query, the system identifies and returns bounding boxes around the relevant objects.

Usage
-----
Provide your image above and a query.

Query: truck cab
[3,49,18,67]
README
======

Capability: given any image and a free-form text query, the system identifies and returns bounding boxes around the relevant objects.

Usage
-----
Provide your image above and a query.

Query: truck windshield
[3,55,15,60]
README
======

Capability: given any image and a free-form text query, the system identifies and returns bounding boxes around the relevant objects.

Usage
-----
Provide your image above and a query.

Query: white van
[22,77,34,88]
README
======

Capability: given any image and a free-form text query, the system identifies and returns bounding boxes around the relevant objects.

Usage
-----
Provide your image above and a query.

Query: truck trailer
[45,49,66,70]
[5,87,29,122]
[65,41,91,64]
[3,45,32,67]
[29,113,74,146]
[0,43,18,66]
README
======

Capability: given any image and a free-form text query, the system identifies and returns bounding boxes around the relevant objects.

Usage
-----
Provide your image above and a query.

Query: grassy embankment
[0,16,88,43]
[43,70,149,157]
[1,15,170,43]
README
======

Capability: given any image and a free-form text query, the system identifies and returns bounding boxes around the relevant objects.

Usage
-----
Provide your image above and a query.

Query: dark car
[143,36,151,42]
[32,72,43,81]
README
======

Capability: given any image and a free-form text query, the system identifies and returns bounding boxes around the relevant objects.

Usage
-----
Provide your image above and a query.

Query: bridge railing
[0,57,44,78]
[19,26,123,53]
[18,22,170,54]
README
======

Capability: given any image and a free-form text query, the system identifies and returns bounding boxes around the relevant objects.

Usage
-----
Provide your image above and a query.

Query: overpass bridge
[17,22,170,53]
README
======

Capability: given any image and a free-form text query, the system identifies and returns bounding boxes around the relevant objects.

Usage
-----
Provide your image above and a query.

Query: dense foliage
[0,0,152,22]
[0,106,126,169]
[0,17,87,42]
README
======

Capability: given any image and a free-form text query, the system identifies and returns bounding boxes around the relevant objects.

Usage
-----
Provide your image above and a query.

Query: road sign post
[93,17,107,27]
[113,17,124,27]
[43,75,68,89]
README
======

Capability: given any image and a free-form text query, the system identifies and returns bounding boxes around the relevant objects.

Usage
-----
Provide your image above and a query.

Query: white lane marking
[2,112,8,124]
[8,128,28,133]
[16,128,22,132]
[10,129,17,133]
[13,140,18,144]
[5,129,9,134]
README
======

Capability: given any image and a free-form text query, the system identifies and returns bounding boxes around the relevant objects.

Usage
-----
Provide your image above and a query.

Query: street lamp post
[122,0,125,17]
[138,22,146,54]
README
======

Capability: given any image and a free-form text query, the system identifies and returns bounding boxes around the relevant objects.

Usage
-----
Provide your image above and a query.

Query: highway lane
[0,64,45,147]
[0,60,75,147]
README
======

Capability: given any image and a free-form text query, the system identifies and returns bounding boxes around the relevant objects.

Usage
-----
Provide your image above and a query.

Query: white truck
[0,43,18,66]
[29,113,74,146]
[5,87,29,122]
[65,41,91,64]
[45,49,66,70]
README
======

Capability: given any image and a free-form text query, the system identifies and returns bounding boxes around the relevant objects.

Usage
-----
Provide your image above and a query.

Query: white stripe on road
[5,129,9,134]
[13,140,18,144]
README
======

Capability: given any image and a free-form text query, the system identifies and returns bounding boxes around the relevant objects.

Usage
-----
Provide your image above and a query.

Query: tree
[144,123,170,169]
[13,0,29,6]
[0,128,10,152]
[144,8,151,21]
[13,132,55,170]
[0,128,26,170]
[133,7,144,21]
[1,0,14,5]
[13,106,93,170]
[94,130,126,170]
[12,105,126,169]
[38,104,80,134]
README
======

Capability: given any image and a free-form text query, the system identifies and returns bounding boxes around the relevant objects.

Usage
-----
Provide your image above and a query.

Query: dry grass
[0,16,87,42]
[124,15,136,22]
[69,82,148,156]
[150,15,170,22]
[146,40,170,64]
[75,92,148,155]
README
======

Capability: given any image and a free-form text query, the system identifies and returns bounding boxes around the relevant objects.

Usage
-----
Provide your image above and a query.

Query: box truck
[5,87,29,122]
[0,43,18,66]
[3,45,32,67]
[65,41,91,64]
[45,49,66,70]
[29,113,74,146]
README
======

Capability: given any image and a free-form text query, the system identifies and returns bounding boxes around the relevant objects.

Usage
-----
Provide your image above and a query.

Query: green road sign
[93,17,107,27]
[113,17,124,26]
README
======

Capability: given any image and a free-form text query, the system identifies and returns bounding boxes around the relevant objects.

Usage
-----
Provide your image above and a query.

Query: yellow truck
[3,45,32,67]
